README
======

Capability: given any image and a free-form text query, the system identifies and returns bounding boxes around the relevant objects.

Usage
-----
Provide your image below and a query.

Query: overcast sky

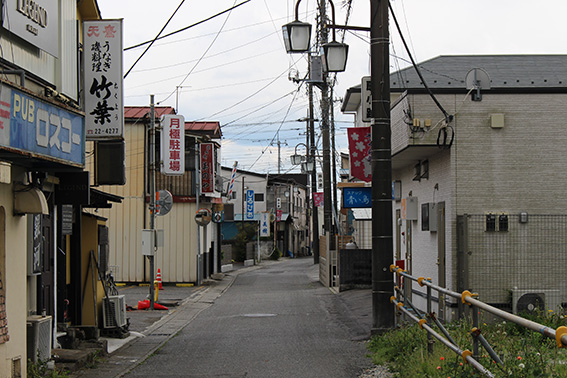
[97,0,567,173]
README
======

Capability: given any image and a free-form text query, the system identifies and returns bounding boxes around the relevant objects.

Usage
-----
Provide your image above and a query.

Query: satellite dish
[465,68,491,101]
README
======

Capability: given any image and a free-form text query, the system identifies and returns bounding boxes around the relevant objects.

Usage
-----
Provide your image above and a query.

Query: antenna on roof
[465,68,491,101]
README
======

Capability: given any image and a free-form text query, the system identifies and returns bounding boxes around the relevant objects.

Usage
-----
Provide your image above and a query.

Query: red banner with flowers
[347,127,372,182]
[313,192,324,207]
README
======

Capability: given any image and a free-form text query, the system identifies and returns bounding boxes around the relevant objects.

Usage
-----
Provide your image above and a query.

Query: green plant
[27,359,69,378]
[269,246,281,260]
[233,223,257,261]
[367,312,567,377]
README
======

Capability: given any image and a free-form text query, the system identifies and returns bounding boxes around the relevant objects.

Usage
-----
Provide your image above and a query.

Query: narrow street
[124,258,372,378]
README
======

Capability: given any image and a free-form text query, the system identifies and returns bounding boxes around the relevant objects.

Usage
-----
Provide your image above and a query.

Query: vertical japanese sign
[161,115,185,175]
[246,189,254,219]
[260,212,270,237]
[348,126,372,182]
[200,143,214,193]
[84,20,124,139]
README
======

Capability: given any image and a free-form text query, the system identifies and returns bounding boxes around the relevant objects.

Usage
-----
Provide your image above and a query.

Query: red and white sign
[313,192,324,207]
[161,115,185,175]
[200,143,215,193]
[348,126,372,182]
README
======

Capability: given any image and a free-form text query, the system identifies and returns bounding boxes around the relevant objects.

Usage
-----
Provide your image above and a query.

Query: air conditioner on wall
[27,315,52,362]
[512,289,562,315]
[102,295,127,329]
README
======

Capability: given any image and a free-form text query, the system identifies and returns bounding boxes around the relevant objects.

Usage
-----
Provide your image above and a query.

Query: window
[254,193,264,202]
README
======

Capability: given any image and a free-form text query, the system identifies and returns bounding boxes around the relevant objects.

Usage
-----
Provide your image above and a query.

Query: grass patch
[367,310,567,377]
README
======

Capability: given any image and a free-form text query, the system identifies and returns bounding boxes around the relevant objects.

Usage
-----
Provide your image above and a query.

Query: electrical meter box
[402,197,418,220]
[142,229,155,256]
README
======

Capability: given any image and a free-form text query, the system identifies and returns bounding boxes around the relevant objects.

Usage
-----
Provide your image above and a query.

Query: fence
[390,265,567,378]
[457,214,567,312]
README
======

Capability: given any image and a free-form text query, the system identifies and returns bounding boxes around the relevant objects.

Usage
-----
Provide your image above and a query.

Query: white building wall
[392,148,455,316]
[0,168,30,377]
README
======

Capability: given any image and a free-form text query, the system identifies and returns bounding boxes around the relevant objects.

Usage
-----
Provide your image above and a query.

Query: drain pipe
[1,70,25,86]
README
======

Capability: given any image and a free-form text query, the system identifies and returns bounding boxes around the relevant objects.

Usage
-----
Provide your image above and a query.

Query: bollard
[154,281,159,303]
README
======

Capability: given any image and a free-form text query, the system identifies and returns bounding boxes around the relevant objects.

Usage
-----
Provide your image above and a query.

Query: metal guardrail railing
[389,264,567,378]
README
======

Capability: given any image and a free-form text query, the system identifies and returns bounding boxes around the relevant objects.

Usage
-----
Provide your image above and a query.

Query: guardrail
[389,264,567,378]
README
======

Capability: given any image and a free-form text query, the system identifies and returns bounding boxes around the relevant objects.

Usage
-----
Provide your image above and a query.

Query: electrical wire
[125,1,252,51]
[388,2,453,124]
[124,0,186,79]
[159,1,236,104]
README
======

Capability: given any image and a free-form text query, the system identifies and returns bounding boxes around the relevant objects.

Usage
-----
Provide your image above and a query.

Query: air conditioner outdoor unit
[102,295,127,329]
[27,315,52,363]
[512,289,562,315]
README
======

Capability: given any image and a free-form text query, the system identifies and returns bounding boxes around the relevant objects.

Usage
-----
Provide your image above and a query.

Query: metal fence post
[427,283,433,354]
[456,215,469,318]
[472,304,479,358]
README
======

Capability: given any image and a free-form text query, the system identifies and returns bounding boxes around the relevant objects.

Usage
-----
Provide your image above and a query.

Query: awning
[13,186,48,215]
[83,188,123,209]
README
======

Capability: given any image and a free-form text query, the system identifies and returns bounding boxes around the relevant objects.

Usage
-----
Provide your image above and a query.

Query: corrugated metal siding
[88,121,206,283]
[90,123,147,282]
[0,36,56,84]
[60,0,78,100]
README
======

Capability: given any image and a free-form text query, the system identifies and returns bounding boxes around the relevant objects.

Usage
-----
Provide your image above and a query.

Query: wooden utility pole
[370,0,395,333]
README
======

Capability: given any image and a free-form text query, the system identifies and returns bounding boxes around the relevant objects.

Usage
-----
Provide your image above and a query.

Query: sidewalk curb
[70,261,275,378]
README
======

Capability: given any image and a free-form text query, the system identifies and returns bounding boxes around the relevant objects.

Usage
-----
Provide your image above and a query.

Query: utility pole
[371,0,395,333]
[149,95,156,310]
[330,84,338,233]
[318,0,335,251]
[308,69,320,264]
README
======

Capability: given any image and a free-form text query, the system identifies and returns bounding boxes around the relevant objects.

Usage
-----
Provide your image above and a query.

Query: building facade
[93,108,223,284]
[0,1,113,375]
[342,55,567,319]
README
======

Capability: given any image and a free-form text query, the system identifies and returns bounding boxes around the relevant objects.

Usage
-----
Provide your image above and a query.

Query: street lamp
[319,0,348,73]
[321,40,348,72]
[282,20,312,53]
[282,0,349,74]
[290,143,308,166]
[301,156,315,173]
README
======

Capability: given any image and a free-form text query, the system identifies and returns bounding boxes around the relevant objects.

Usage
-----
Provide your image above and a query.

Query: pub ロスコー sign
[0,85,85,166]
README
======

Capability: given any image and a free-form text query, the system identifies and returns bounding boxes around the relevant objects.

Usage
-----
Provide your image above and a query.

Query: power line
[124,0,186,79]
[159,1,236,104]
[124,0,252,51]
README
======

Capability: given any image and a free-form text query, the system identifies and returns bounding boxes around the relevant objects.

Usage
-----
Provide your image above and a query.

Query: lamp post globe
[290,153,303,166]
[282,20,312,53]
[321,41,349,73]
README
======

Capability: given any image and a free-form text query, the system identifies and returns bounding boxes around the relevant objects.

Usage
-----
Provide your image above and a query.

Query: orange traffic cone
[156,268,164,290]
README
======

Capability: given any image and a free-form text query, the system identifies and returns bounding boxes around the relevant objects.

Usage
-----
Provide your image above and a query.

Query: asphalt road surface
[124,258,372,378]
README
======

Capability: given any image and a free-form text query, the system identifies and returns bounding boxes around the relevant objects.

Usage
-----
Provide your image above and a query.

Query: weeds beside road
[367,310,567,377]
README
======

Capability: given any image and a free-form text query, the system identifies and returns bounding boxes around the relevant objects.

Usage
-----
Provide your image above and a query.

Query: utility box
[402,197,418,220]
[142,229,155,256]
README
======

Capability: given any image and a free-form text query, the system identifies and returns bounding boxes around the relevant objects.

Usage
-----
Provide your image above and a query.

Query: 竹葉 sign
[0,85,85,167]
[83,19,124,139]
